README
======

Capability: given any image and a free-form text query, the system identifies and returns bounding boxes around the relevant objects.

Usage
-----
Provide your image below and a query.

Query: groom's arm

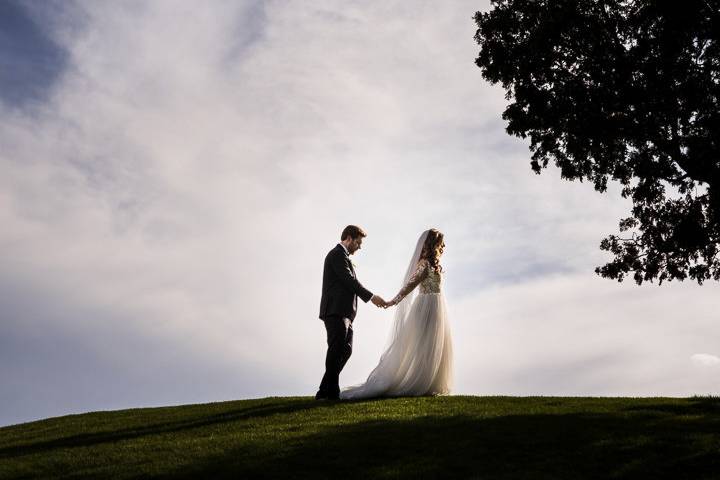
[328,250,374,303]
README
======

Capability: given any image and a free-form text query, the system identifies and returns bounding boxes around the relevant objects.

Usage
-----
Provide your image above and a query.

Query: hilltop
[1,395,719,479]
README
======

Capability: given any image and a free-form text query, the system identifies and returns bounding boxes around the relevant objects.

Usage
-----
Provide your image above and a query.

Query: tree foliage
[474,0,720,284]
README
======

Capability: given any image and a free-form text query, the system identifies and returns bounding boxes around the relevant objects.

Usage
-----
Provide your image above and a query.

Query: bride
[340,228,453,400]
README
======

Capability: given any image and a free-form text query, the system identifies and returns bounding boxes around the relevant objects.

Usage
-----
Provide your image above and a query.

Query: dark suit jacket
[319,244,374,321]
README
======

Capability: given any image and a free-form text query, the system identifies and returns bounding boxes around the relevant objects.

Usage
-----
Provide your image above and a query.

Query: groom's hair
[341,225,366,241]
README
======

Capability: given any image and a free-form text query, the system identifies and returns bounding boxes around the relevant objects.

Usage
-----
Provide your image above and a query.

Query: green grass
[1,395,720,479]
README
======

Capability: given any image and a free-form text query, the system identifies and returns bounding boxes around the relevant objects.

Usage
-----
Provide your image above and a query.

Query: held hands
[371,295,399,309]
[371,295,388,308]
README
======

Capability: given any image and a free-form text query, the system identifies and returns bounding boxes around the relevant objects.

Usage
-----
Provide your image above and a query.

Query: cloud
[691,354,720,368]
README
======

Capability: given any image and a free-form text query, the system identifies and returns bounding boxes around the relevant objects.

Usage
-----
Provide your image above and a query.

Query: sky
[1,0,718,427]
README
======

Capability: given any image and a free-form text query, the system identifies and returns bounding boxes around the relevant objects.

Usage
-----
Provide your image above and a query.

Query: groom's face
[348,236,363,254]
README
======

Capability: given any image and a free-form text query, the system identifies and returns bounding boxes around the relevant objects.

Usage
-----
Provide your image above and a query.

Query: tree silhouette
[474,0,720,284]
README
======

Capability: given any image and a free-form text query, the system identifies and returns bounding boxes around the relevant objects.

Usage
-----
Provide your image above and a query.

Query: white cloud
[691,354,720,368]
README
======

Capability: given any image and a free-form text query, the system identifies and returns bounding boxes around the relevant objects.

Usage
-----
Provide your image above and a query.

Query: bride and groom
[315,225,453,401]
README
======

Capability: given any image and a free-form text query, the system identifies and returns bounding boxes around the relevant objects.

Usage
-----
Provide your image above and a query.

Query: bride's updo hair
[420,229,444,274]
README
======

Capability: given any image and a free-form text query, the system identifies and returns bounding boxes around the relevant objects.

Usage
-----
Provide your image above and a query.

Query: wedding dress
[340,230,453,400]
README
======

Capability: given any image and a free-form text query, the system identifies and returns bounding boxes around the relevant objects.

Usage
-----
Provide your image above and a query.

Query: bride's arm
[389,260,429,305]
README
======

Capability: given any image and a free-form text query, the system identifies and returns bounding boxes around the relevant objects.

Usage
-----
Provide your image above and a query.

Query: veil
[386,229,430,349]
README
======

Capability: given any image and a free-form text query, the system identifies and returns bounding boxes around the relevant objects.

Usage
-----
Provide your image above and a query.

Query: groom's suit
[319,244,374,322]
[317,244,374,399]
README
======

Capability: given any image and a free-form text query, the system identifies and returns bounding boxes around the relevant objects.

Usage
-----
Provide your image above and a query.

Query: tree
[474,0,720,284]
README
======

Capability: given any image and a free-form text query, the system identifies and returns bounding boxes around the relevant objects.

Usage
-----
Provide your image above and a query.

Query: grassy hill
[1,395,720,479]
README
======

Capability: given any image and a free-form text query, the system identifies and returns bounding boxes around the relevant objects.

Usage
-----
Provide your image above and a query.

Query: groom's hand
[371,295,387,308]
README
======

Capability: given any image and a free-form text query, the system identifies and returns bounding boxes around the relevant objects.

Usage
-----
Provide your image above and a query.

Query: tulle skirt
[340,293,453,400]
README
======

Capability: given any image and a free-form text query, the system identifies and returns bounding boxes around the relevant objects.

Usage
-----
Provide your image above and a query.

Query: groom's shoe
[315,391,340,401]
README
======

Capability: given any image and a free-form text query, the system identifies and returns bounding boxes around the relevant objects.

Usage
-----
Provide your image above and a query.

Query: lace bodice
[420,266,442,294]
[391,259,442,304]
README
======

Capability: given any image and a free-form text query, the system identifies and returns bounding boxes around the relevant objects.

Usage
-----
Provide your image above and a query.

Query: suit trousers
[317,315,353,398]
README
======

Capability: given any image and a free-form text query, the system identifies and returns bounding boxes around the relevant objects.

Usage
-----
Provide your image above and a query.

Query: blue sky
[1,0,718,427]
[0,2,67,108]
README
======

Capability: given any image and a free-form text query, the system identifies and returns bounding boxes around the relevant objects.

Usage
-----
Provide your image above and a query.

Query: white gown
[340,258,453,399]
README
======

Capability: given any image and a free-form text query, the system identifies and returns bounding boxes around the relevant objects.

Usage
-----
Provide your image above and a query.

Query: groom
[315,225,387,400]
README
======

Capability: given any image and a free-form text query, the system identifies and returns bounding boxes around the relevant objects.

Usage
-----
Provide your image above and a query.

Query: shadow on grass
[0,398,325,459]
[168,397,720,480]
[622,395,720,416]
